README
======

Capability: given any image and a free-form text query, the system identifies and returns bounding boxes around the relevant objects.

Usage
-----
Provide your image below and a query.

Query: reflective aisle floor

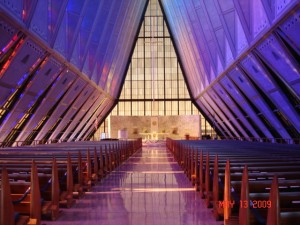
[43,143,222,225]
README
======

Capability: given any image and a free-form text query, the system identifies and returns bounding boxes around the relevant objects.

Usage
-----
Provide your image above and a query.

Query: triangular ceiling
[0,0,299,145]
[160,0,300,141]
[112,0,194,117]
[0,0,148,146]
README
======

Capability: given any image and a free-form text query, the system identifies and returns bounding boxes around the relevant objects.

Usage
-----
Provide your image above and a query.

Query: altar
[109,115,200,140]
[139,132,169,140]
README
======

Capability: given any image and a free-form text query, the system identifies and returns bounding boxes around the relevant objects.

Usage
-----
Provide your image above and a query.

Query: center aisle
[45,142,222,225]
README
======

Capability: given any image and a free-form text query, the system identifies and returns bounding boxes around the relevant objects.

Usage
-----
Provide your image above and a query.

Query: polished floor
[43,142,222,225]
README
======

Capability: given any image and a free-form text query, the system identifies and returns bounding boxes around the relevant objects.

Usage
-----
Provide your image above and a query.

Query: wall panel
[15,70,76,142]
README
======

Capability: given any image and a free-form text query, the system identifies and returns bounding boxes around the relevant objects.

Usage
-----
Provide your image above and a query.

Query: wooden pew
[224,160,232,224]
[0,139,142,223]
[73,151,84,198]
[191,150,198,186]
[99,147,105,180]
[92,148,98,182]
[10,161,41,225]
[205,152,212,208]
[223,165,300,225]
[41,158,60,221]
[166,139,300,225]
[1,158,74,210]
[239,165,249,225]
[3,158,71,221]
[1,167,28,225]
[9,158,60,221]
[216,160,300,221]
[57,153,75,208]
[212,155,221,220]
[82,150,92,191]
[199,150,204,197]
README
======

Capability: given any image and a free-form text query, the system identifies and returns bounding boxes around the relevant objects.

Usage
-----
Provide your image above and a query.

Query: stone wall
[109,115,200,140]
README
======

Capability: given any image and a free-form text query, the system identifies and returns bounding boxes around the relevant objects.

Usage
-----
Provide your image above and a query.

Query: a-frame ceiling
[0,0,299,145]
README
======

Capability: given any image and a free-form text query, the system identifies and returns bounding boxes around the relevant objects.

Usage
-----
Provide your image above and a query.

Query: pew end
[73,183,84,199]
[41,201,60,221]
[27,218,38,225]
[59,191,75,208]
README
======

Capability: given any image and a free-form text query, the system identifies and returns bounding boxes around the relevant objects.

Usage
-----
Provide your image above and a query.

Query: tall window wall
[99,0,215,138]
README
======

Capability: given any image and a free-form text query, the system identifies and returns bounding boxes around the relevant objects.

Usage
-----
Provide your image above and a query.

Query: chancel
[0,0,300,225]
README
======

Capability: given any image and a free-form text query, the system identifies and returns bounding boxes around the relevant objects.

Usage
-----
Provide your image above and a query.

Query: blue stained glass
[56,91,64,100]
[66,0,85,14]
[81,0,99,31]
[17,73,29,86]
[17,113,24,120]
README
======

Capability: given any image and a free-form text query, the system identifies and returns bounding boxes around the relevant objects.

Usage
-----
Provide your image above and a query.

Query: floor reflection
[43,144,222,225]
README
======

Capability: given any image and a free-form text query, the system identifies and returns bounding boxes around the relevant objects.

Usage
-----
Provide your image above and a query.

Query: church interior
[0,0,300,224]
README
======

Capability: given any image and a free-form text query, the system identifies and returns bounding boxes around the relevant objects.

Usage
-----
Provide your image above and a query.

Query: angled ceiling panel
[81,1,112,77]
[0,0,31,23]
[256,33,300,96]
[222,9,238,49]
[29,0,49,42]
[275,0,295,17]
[233,0,252,37]
[220,75,274,139]
[69,28,89,69]
[29,0,68,45]
[162,0,205,96]
[25,57,63,94]
[207,88,248,138]
[232,10,249,55]
[83,100,115,140]
[186,2,211,87]
[53,3,87,59]
[0,0,147,144]
[53,15,67,57]
[233,0,270,40]
[68,94,107,141]
[0,39,45,86]
[278,8,300,50]
[54,0,86,59]
[161,0,299,140]
[213,83,260,138]
[203,0,235,67]
[195,98,226,137]
[214,0,237,57]
[93,0,147,97]
[195,5,220,76]
[202,92,239,137]
[34,77,87,141]
[0,85,13,107]
[15,70,76,143]
[106,1,147,97]
[61,90,100,141]
[77,99,113,141]
[198,96,233,137]
[240,54,300,133]
[49,84,94,140]
[0,17,19,52]
[228,67,291,139]
[251,0,269,38]
[96,0,132,90]
[0,38,46,142]
[0,56,62,142]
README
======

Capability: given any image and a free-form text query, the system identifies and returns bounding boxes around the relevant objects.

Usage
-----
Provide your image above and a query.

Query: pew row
[166,138,300,225]
[0,139,142,225]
